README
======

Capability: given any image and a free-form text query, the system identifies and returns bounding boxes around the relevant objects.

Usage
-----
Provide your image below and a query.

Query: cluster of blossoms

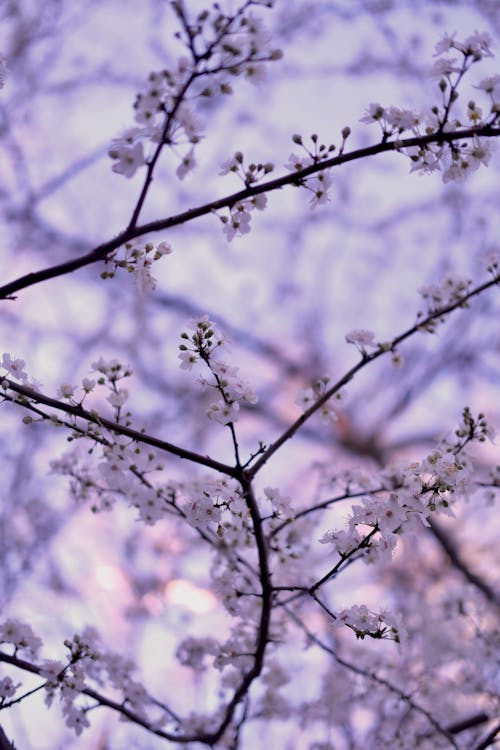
[108,3,282,180]
[0,353,46,397]
[263,485,293,521]
[361,31,498,183]
[320,409,489,567]
[53,357,131,414]
[176,624,269,688]
[101,240,173,293]
[219,150,274,186]
[283,131,344,208]
[0,619,42,659]
[345,328,377,355]
[0,352,28,384]
[432,135,492,183]
[181,475,245,536]
[176,635,220,671]
[360,103,421,134]
[431,30,494,73]
[345,329,404,367]
[219,193,268,241]
[52,441,251,543]
[217,152,274,238]
[51,435,167,524]
[89,356,133,419]
[0,622,153,736]
[336,604,405,643]
[179,316,257,424]
[295,376,346,423]
[417,273,472,331]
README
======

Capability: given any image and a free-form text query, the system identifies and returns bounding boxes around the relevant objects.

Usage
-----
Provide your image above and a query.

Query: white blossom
[176,147,197,180]
[1,353,28,381]
[109,140,145,178]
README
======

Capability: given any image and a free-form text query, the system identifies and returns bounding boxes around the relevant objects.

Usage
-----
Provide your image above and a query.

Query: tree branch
[0,474,272,746]
[1,126,499,301]
[473,721,500,750]
[248,275,499,475]
[2,381,238,477]
[284,607,460,749]
[206,476,272,743]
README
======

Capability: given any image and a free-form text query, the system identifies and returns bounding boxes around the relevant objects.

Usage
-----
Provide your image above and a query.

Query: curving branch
[1,125,499,301]
[0,472,272,747]
[248,275,500,476]
[473,721,500,750]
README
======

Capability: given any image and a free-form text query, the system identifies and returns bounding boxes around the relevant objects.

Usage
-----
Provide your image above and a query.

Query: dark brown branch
[446,713,490,735]
[473,721,500,750]
[1,126,499,301]
[206,476,272,743]
[0,651,181,743]
[3,381,238,478]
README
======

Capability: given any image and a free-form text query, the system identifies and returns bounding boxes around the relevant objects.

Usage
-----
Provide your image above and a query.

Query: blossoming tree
[0,1,499,748]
